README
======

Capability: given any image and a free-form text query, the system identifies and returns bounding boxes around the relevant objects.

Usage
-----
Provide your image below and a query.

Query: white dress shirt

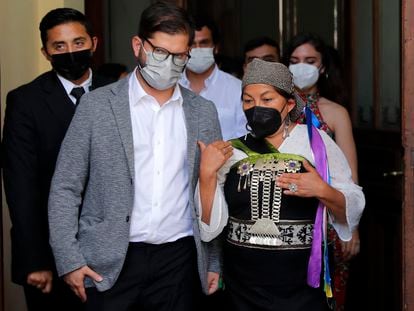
[56,68,93,104]
[180,65,247,140]
[128,69,193,243]
[196,124,365,242]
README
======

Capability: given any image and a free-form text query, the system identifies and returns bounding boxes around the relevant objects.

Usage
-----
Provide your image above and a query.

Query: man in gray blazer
[48,2,226,310]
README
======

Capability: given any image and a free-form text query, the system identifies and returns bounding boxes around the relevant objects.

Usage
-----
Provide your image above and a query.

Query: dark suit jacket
[2,70,111,285]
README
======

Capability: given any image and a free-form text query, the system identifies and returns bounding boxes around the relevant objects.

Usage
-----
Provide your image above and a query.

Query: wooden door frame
[402,0,414,309]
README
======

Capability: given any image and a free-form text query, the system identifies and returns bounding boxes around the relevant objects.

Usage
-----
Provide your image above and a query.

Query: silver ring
[288,183,298,193]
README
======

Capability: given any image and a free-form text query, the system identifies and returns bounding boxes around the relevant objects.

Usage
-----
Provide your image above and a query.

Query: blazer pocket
[78,215,104,234]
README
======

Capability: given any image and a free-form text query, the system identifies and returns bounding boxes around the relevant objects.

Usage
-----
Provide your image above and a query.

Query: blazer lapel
[109,77,135,179]
[181,86,200,187]
[42,71,75,130]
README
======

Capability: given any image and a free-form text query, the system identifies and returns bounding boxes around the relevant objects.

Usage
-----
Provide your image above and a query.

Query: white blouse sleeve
[322,132,365,241]
[196,149,246,242]
[280,125,365,242]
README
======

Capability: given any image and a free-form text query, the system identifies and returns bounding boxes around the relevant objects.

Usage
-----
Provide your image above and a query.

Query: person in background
[48,2,222,310]
[2,8,111,311]
[197,59,365,310]
[243,36,281,72]
[284,32,360,310]
[97,62,129,82]
[215,54,244,79]
[179,15,246,140]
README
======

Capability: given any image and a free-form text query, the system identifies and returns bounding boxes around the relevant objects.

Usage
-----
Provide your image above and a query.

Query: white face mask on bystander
[289,63,320,90]
[186,47,215,74]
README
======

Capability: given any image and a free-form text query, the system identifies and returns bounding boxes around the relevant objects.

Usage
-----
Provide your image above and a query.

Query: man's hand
[27,270,53,293]
[63,266,103,302]
[207,272,220,295]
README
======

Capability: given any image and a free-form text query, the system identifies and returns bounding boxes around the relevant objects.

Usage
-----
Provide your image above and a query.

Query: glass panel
[239,0,278,55]
[379,0,401,130]
[104,0,152,70]
[294,0,336,47]
[355,0,374,127]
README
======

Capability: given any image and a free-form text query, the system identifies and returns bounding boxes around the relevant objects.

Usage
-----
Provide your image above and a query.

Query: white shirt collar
[181,64,219,89]
[56,68,93,96]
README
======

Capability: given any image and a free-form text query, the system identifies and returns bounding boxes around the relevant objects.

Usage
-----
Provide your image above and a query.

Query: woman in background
[198,59,365,310]
[285,32,360,310]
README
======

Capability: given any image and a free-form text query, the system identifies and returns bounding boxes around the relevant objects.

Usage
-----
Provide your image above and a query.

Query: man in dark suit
[2,8,111,311]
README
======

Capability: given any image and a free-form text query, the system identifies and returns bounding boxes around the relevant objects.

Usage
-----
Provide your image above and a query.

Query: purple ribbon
[305,107,328,288]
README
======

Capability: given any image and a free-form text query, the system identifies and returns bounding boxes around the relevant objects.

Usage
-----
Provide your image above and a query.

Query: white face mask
[186,47,215,74]
[139,46,185,91]
[289,63,320,90]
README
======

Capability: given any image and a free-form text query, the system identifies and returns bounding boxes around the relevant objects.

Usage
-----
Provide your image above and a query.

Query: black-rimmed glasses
[143,38,191,66]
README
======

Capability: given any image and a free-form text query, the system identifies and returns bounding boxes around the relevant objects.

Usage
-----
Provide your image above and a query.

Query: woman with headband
[197,59,365,310]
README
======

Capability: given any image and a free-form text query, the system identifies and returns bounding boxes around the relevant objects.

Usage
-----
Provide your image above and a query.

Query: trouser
[24,277,84,311]
[85,236,202,311]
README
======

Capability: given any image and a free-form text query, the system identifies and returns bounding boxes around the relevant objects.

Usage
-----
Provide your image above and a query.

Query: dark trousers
[85,236,202,311]
[24,277,84,311]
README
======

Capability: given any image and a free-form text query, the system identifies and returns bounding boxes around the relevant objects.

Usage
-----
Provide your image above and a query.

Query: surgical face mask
[245,106,285,139]
[51,49,92,81]
[186,47,215,73]
[138,45,185,90]
[289,63,320,90]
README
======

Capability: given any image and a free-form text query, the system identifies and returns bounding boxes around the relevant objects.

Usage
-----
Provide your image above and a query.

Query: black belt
[227,217,314,250]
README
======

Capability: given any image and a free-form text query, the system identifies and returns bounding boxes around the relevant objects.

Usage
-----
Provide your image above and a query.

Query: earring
[282,117,291,139]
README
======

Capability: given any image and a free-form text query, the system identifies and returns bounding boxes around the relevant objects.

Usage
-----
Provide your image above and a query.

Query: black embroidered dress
[222,134,328,311]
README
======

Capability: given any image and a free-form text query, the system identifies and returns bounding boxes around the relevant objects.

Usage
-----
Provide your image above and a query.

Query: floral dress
[297,93,349,311]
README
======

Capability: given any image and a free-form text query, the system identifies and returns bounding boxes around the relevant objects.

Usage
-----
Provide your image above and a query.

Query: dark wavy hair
[283,32,348,106]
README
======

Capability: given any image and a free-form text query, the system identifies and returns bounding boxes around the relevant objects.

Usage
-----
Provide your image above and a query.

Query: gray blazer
[48,75,222,293]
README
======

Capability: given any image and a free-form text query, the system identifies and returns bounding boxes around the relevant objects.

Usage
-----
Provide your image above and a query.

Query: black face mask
[244,106,283,139]
[51,49,92,81]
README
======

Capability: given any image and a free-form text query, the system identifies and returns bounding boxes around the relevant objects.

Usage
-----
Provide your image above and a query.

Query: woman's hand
[341,229,360,261]
[277,159,347,223]
[198,140,233,177]
[276,159,325,198]
[198,140,232,224]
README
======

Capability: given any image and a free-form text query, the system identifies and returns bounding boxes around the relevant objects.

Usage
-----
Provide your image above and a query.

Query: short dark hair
[192,15,220,45]
[39,8,94,48]
[138,1,195,46]
[244,36,280,58]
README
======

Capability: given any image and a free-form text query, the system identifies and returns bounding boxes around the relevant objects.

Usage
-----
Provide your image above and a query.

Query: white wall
[0,2,84,310]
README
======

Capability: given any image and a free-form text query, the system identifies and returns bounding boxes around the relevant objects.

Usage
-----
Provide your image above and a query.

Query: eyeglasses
[143,38,191,66]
